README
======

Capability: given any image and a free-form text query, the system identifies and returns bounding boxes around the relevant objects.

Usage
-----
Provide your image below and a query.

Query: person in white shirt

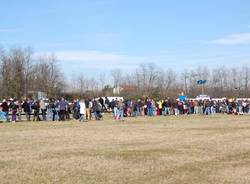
[79,99,86,123]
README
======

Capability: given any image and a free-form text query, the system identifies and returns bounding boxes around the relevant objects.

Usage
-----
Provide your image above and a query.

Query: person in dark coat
[98,97,106,112]
[58,97,67,121]
[32,100,41,121]
[48,99,57,121]
[9,99,18,122]
[105,97,110,111]
[22,99,32,121]
[73,99,80,120]
[92,100,102,120]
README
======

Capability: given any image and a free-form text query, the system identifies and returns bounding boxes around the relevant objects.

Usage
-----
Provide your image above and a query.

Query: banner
[178,95,187,102]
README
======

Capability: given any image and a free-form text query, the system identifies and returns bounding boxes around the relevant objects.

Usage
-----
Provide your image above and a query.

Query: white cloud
[55,50,141,61]
[36,50,147,69]
[202,32,250,45]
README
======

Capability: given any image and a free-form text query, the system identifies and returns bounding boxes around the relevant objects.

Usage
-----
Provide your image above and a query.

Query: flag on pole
[197,80,207,85]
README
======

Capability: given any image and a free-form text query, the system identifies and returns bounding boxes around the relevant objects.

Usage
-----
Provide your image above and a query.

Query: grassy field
[1,115,250,184]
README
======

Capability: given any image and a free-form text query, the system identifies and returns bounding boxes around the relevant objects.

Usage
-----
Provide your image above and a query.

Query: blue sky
[1,0,250,77]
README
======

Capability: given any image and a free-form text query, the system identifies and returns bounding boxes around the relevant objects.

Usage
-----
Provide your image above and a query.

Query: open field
[1,115,250,184]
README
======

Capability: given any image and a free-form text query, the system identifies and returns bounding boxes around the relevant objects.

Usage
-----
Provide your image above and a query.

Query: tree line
[1,47,250,99]
[0,47,64,98]
[121,63,250,98]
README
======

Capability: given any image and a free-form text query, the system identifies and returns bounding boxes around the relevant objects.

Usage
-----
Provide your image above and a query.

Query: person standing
[117,99,125,121]
[146,98,153,117]
[0,99,9,122]
[157,100,163,115]
[47,99,57,121]
[40,99,47,121]
[9,99,18,123]
[79,99,86,123]
[22,99,32,121]
[194,100,199,115]
[85,98,91,121]
[58,97,67,121]
[104,97,110,111]
[0,106,6,122]
[173,100,179,116]
[65,100,70,120]
[137,99,142,116]
[32,100,41,121]
[98,97,105,112]
[162,99,169,116]
[132,100,138,117]
[73,99,80,120]
[92,100,102,120]
[112,99,119,119]
[204,100,211,115]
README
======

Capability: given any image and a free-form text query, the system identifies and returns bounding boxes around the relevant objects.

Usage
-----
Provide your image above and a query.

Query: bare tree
[99,72,106,90]
[242,66,250,97]
[158,69,177,97]
[111,69,122,87]
[2,46,250,99]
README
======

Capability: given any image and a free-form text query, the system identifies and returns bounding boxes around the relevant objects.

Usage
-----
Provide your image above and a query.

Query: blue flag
[197,80,207,85]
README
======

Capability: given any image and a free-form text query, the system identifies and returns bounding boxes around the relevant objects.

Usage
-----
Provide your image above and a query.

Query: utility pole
[197,80,207,95]
[202,83,205,95]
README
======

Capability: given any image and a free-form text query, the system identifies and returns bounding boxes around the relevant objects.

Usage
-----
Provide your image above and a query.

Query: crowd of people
[0,97,108,123]
[0,96,250,123]
[120,97,250,117]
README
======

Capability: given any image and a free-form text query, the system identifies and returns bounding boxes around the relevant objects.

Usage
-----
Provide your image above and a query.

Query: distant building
[113,86,123,95]
[27,91,47,99]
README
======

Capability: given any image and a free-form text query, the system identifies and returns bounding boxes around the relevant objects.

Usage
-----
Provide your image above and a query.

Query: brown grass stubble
[0,115,250,184]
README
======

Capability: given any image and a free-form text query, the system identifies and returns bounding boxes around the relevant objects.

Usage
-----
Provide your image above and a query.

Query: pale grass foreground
[1,115,250,184]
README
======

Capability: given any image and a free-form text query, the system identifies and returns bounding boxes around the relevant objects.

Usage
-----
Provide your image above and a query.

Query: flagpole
[202,83,204,95]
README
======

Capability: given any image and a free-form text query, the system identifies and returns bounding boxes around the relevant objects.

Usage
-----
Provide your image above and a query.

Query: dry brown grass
[1,115,250,184]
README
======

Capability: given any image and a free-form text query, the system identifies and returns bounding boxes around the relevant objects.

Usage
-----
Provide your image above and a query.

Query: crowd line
[0,97,250,123]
